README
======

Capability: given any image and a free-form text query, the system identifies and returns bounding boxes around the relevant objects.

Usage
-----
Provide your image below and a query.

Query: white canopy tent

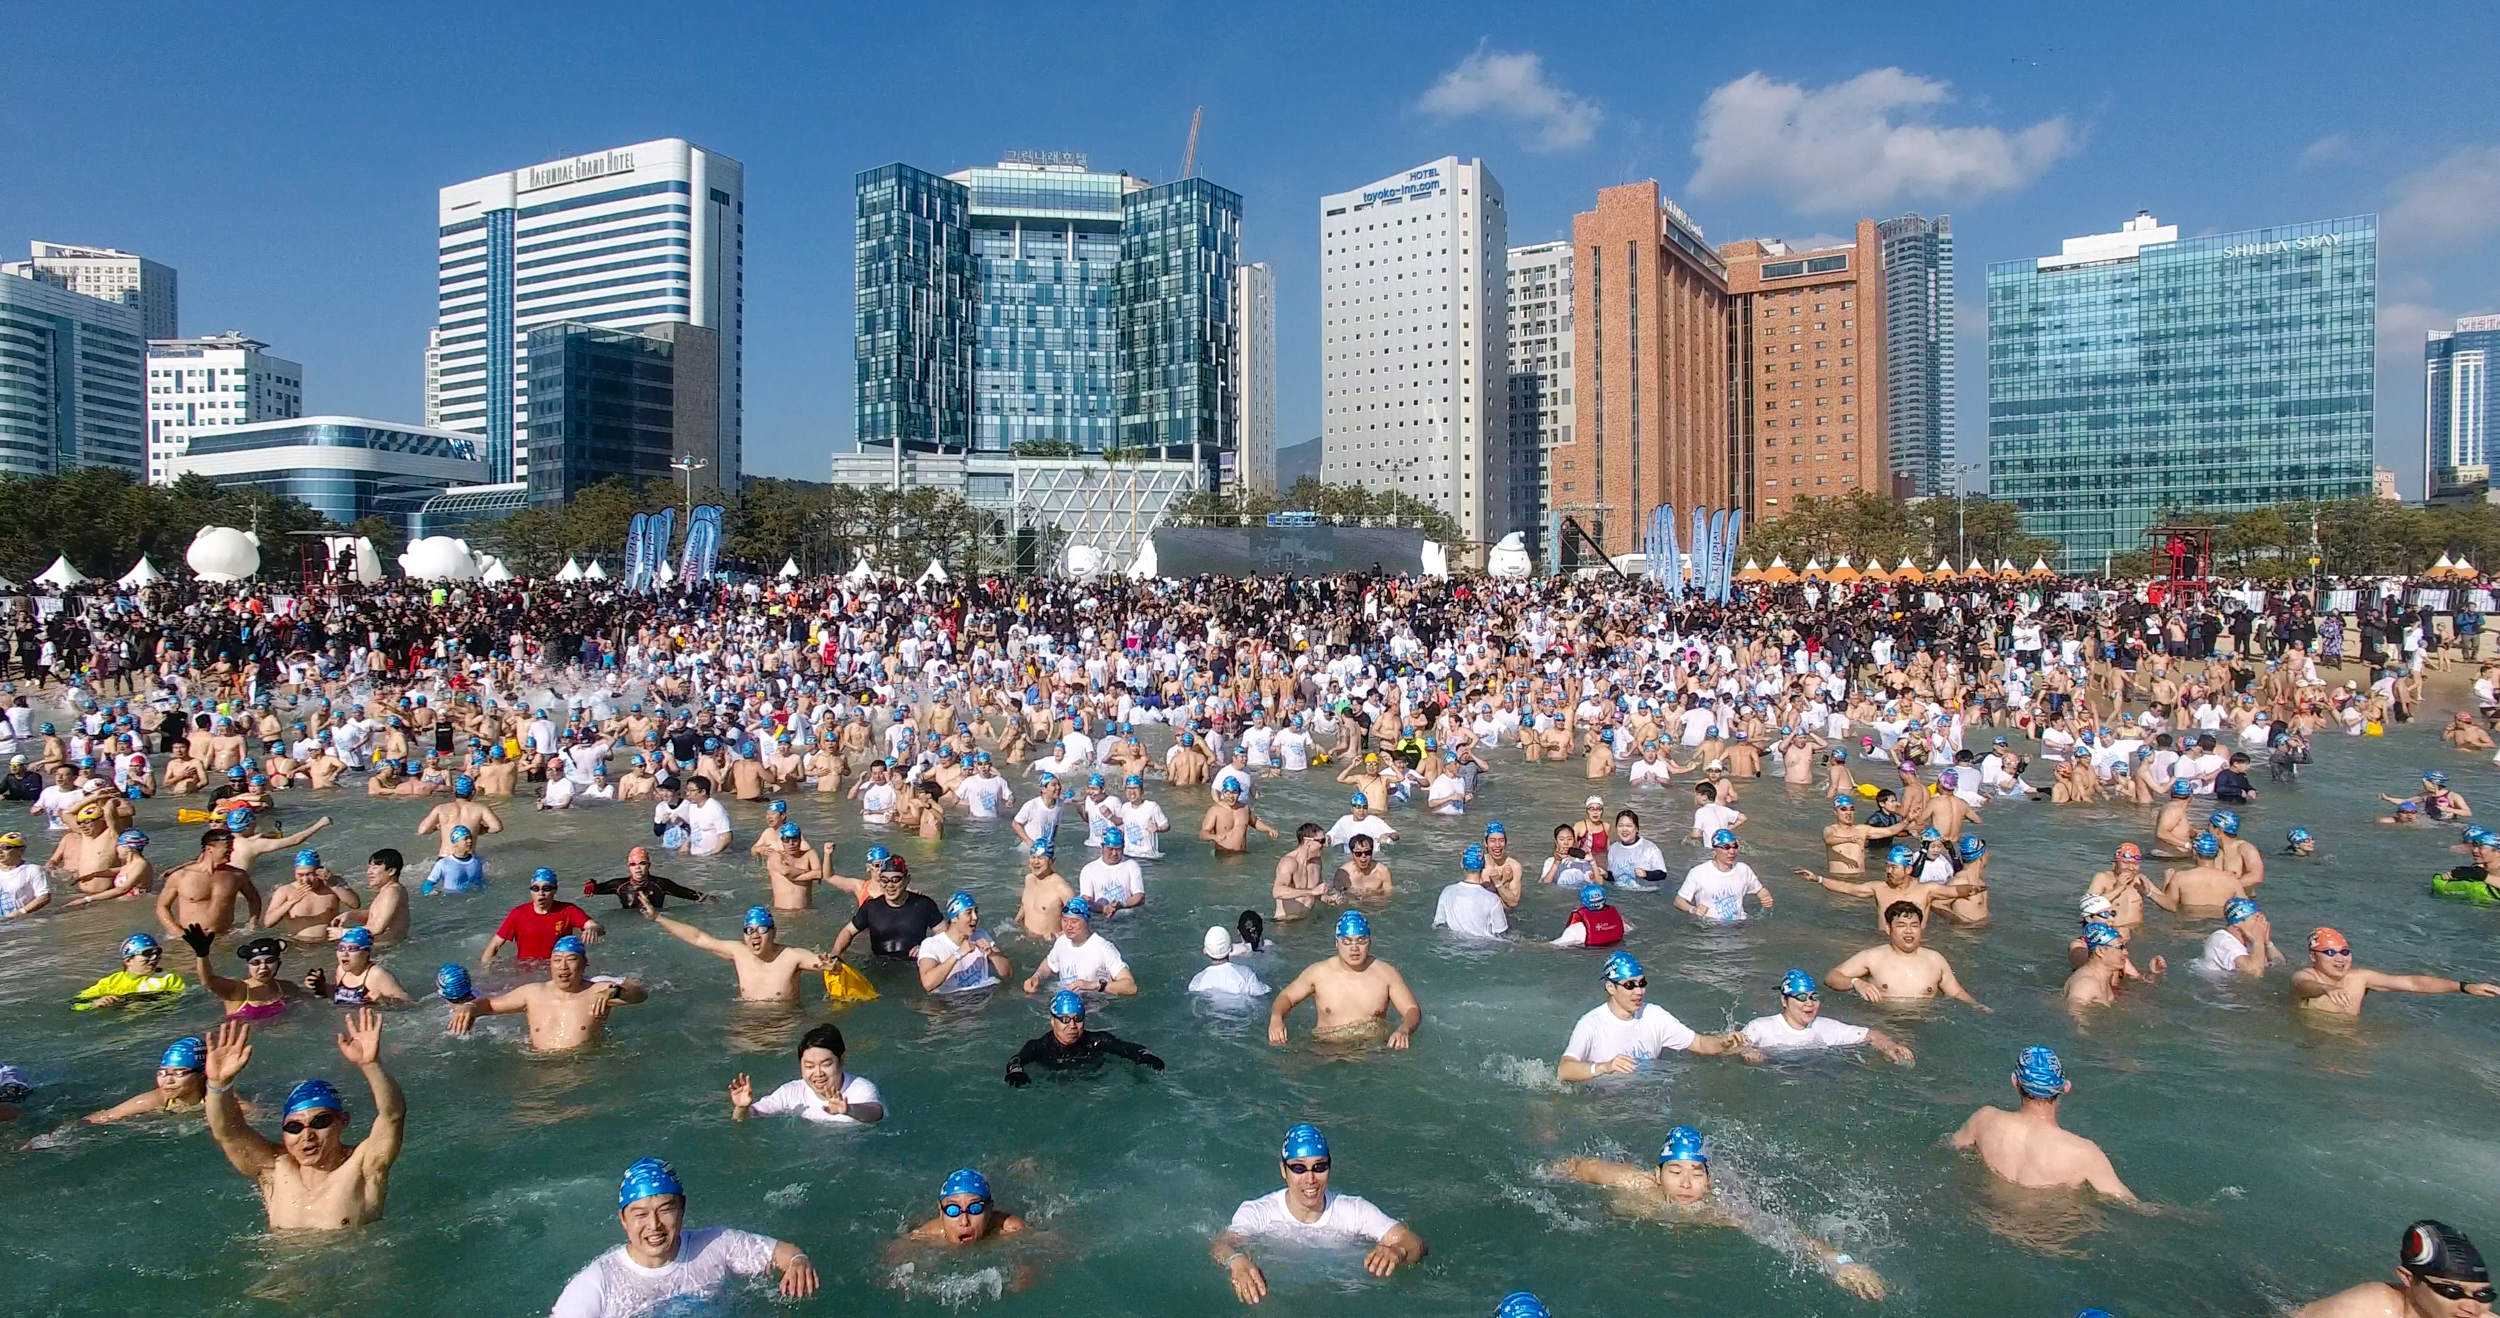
[776,557,800,579]
[34,556,88,588]
[555,557,584,582]
[583,560,609,581]
[917,559,949,586]
[117,556,164,588]
[480,560,514,584]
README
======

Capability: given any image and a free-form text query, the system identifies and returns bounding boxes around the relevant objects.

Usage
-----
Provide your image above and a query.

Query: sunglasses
[282,1112,340,1135]
[2421,1277,2499,1303]
[529,884,557,893]
[2314,947,2352,958]
[1610,978,1649,991]
[942,1199,989,1217]
[1283,1159,1331,1176]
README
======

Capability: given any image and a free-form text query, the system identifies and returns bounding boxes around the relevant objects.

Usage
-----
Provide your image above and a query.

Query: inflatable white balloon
[399,535,481,581]
[1486,532,1532,580]
[1064,543,1105,579]
[186,526,260,582]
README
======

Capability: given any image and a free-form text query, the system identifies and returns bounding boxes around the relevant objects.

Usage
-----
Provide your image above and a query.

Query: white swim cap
[1202,925,1237,959]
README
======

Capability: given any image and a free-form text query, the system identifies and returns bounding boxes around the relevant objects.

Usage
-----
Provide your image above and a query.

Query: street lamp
[669,454,708,519]
[1941,460,1972,563]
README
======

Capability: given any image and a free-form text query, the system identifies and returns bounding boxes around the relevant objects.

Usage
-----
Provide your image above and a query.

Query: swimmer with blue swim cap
[1268,907,1420,1050]
[449,931,649,1050]
[1950,1045,2137,1202]
[1003,985,1163,1086]
[193,1005,406,1229]
[900,1165,1030,1249]
[641,894,830,1003]
[79,1034,220,1124]
[569,1157,819,1306]
[1215,1122,1428,1304]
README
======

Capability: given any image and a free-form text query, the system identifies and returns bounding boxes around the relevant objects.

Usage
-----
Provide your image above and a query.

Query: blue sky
[7,1,2495,491]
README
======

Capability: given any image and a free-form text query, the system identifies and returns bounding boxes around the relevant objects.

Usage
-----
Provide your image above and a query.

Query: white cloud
[2298,134,2352,167]
[1416,46,1600,152]
[2385,144,2500,247]
[1687,69,2075,213]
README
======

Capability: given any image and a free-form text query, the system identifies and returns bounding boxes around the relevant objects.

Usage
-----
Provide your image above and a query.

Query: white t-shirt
[1325,814,1395,851]
[1431,881,1509,938]
[1044,932,1129,985]
[750,1074,885,1123]
[1274,729,1311,771]
[550,1226,782,1318]
[1227,1190,1400,1242]
[1012,796,1061,846]
[1561,1002,1698,1064]
[956,773,1012,819]
[1187,960,1270,996]
[683,798,734,855]
[1606,837,1668,884]
[1426,774,1467,816]
[1078,857,1145,909]
[1740,1013,1870,1050]
[1692,802,1742,838]
[2198,927,2256,976]
[1115,799,1169,859]
[914,929,1001,993]
[1676,861,1764,922]
[857,781,898,821]
[0,861,49,916]
[1627,758,1673,787]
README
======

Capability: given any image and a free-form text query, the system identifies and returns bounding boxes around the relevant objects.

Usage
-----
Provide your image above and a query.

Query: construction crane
[1178,106,1202,179]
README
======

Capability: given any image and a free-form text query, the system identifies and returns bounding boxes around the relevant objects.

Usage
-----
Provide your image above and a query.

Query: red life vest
[1569,905,1625,947]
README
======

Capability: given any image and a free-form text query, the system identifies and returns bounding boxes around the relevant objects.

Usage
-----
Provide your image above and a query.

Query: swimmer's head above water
[280,1077,350,1164]
[2014,1045,2069,1102]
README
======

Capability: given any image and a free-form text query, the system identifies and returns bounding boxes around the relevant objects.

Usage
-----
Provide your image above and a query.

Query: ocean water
[7,707,2500,1316]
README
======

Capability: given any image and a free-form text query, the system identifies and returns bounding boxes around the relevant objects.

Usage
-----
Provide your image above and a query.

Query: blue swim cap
[160,1035,206,1070]
[2210,810,2241,836]
[532,866,558,886]
[1958,835,1987,860]
[778,822,802,840]
[1352,791,1370,806]
[1030,838,1056,858]
[551,935,586,957]
[1280,1123,1330,1161]
[284,1078,344,1117]
[1484,821,1506,837]
[619,1156,684,1208]
[865,845,891,864]
[2429,770,2452,787]
[1049,989,1085,1018]
[2015,1045,2068,1099]
[1101,826,1126,849]
[2222,897,2260,925]
[1061,898,1093,922]
[435,963,474,1002]
[121,932,159,958]
[1124,774,1142,788]
[1834,795,1856,809]
[449,825,472,841]
[1463,844,1485,871]
[2082,922,2122,949]
[1602,951,1644,983]
[1919,826,1943,842]
[2193,833,2221,858]
[454,775,475,796]
[1496,1293,1551,1318]
[1658,1124,1708,1165]
[2170,779,2193,797]
[2288,827,2313,845]
[1087,773,1105,788]
[1887,843,1917,866]
[770,799,789,814]
[1709,828,1739,848]
[1781,968,1817,998]
[743,905,774,930]
[941,1167,991,1201]
[944,891,976,919]
[1579,884,1607,911]
[339,926,374,951]
[293,849,320,870]
[1334,910,1371,939]
[223,807,252,828]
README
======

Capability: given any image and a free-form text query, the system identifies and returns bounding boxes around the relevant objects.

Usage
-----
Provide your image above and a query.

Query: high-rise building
[1723,222,1887,518]
[524,320,719,507]
[3,242,177,341]
[2427,315,2500,500]
[1320,156,1510,547]
[1876,214,1956,497]
[1556,181,1728,555]
[1988,212,2376,569]
[435,139,743,491]
[1234,261,1277,492]
[144,335,302,485]
[1506,241,1573,559]
[0,270,145,477]
[853,155,1240,490]
[422,328,446,428]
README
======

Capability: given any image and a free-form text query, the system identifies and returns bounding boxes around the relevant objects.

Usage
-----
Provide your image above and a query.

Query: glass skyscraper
[524,320,719,507]
[1877,214,1955,497]
[854,156,1240,488]
[2427,315,2500,500]
[0,271,145,477]
[1988,212,2376,570]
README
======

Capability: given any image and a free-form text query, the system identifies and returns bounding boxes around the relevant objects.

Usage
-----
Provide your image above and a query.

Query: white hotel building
[433,138,743,486]
[1319,157,1510,547]
[144,335,303,485]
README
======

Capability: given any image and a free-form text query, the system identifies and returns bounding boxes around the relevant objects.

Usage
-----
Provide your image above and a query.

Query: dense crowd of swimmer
[5,572,2500,1315]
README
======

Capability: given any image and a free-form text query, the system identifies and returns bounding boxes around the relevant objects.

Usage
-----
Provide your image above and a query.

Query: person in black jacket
[1004,991,1164,1087]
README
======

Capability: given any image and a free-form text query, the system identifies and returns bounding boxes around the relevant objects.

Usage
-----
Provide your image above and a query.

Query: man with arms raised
[1818,795,1904,877]
[647,903,829,1002]
[199,1008,405,1229]
[1949,1046,2133,1201]
[1268,911,1420,1049]
[450,936,650,1050]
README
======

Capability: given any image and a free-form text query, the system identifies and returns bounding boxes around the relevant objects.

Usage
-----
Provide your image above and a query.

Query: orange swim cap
[626,846,651,864]
[2309,926,2351,953]
[2114,843,2143,862]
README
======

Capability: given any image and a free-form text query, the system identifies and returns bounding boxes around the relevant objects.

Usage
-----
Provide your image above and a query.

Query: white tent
[1124,538,1158,581]
[480,560,514,584]
[555,557,584,582]
[1419,540,1450,579]
[117,556,163,588]
[776,557,800,579]
[583,560,609,581]
[1485,531,1532,580]
[657,561,675,585]
[844,555,876,584]
[186,526,259,582]
[917,559,949,586]
[34,556,88,588]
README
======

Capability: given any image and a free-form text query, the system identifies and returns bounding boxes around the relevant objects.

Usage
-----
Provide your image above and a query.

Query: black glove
[180,923,214,958]
[1004,1069,1030,1088]
[303,968,329,996]
[1142,1053,1166,1071]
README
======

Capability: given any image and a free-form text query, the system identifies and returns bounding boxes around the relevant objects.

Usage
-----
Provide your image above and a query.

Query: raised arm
[336,1008,406,1169]
[200,1020,279,1179]
[645,909,737,959]
[2362,970,2500,997]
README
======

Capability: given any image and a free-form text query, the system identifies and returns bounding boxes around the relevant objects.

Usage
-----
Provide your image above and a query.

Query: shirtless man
[2153,781,2198,856]
[65,828,155,905]
[416,779,502,855]
[1826,903,1990,1010]
[1796,844,1980,931]
[449,936,649,1049]
[2293,1219,2497,1318]
[2085,844,2153,927]
[2141,834,2256,915]
[645,904,827,1003]
[1267,910,1420,1049]
[1015,841,1077,939]
[1949,1046,2133,1200]
[888,1167,1029,1260]
[1166,732,1212,787]
[260,850,361,940]
[47,801,121,885]
[199,1009,407,1229]
[2063,923,2163,1010]
[154,829,263,938]
[1332,835,1394,899]
[1479,823,1523,906]
[2206,809,2266,886]
[1270,822,1329,920]
[2291,927,2500,1017]
[1336,753,1390,811]
[761,824,853,910]
[227,812,332,885]
[1198,783,1278,854]
[1819,795,1906,876]
[327,850,410,944]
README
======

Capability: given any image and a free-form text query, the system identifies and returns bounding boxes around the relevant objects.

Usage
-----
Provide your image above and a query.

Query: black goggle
[2420,1276,2498,1303]
[1283,1159,1331,1176]
[942,1199,989,1217]
[1610,977,1649,991]
[282,1112,340,1135]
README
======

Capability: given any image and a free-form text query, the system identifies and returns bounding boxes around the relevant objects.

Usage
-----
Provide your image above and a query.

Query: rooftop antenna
[1179,106,1202,180]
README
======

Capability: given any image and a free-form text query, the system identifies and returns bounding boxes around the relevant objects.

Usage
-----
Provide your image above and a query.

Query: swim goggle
[2421,1277,2498,1304]
[941,1199,989,1218]
[1283,1158,1331,1176]
[1609,976,1648,991]
[281,1112,340,1135]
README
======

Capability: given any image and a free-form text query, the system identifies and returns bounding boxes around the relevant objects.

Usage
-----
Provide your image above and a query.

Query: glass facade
[2427,317,2500,499]
[525,323,695,505]
[483,208,516,480]
[1878,214,1955,497]
[184,421,485,536]
[963,167,1125,454]
[0,274,145,477]
[855,164,975,450]
[1988,214,2376,570]
[1117,178,1239,482]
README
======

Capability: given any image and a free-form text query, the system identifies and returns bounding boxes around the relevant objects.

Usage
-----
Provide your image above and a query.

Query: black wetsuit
[1003,1029,1165,1086]
[582,873,709,911]
[848,892,944,958]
